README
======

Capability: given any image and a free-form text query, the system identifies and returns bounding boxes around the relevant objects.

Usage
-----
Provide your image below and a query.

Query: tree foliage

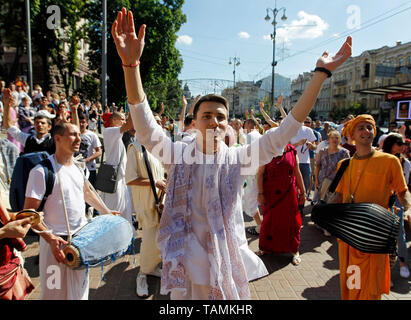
[86,0,186,118]
[328,101,368,122]
[0,0,28,83]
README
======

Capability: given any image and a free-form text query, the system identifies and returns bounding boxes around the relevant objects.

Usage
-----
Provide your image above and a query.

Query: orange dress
[336,151,408,300]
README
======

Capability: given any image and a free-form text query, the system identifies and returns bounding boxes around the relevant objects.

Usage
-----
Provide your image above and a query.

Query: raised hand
[182,95,187,107]
[276,95,283,107]
[259,101,264,112]
[111,8,146,65]
[316,36,352,72]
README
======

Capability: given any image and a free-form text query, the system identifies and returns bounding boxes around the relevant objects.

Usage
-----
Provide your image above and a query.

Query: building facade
[290,40,411,124]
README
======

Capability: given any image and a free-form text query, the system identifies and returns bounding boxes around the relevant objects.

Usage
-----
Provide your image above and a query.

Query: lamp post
[265,1,287,118]
[25,0,33,94]
[229,56,240,117]
[102,0,107,107]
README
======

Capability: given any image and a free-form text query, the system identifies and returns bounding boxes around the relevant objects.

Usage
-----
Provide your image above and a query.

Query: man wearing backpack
[23,121,120,300]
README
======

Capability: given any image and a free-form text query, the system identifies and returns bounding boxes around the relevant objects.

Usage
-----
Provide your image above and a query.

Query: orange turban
[342,114,376,139]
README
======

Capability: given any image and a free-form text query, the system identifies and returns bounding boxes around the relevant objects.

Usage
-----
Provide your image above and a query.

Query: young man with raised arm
[112,8,352,300]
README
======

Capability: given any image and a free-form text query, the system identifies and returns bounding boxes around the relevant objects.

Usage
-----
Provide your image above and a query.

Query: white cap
[35,110,56,119]
[378,134,388,147]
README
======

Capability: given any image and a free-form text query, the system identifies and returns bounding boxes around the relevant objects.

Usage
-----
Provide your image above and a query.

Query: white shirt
[78,130,102,171]
[25,156,88,236]
[246,129,261,145]
[290,126,316,164]
[103,127,126,178]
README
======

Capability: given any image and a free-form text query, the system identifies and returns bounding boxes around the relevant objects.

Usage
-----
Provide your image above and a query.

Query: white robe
[128,98,302,299]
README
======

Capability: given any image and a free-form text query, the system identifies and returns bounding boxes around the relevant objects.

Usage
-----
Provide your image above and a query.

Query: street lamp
[229,56,240,117]
[265,2,287,118]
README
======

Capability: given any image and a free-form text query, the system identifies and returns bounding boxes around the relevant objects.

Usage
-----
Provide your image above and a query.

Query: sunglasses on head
[396,141,405,146]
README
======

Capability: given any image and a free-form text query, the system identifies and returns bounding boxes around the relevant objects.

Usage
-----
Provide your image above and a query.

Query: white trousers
[39,237,89,300]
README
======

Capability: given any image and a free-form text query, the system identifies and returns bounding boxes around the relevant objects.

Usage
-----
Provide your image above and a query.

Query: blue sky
[175,0,411,95]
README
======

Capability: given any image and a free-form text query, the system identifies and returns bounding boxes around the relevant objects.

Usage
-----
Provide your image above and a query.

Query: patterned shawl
[157,140,250,300]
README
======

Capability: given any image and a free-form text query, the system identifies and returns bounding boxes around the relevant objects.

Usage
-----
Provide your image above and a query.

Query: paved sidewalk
[21,203,411,300]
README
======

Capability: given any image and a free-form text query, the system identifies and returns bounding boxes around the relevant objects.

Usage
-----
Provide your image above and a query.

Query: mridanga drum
[63,214,133,270]
[311,202,400,254]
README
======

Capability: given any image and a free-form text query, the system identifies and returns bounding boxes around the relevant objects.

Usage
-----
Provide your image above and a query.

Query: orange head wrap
[342,114,376,140]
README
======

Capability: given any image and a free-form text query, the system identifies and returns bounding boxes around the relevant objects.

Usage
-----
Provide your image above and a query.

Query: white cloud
[271,11,329,43]
[238,31,250,39]
[177,35,193,45]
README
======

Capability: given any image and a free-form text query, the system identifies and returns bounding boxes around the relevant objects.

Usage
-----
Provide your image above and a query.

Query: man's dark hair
[245,118,257,128]
[192,94,229,119]
[52,121,71,137]
[184,114,194,127]
[382,133,405,154]
[78,111,88,121]
[111,111,124,123]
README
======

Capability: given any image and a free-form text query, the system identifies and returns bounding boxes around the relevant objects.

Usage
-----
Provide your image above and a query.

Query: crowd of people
[0,8,411,301]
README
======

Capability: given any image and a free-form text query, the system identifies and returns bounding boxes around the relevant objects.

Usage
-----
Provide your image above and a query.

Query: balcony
[333,94,347,99]
[334,79,347,86]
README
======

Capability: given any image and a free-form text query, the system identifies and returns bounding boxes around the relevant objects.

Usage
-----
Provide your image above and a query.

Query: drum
[311,202,400,254]
[63,214,133,269]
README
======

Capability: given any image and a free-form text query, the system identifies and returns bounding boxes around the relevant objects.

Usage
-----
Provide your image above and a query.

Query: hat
[35,110,55,119]
[342,114,376,140]
[378,134,388,147]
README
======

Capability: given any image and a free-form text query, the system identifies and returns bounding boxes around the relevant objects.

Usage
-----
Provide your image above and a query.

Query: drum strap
[141,145,161,206]
[328,158,351,194]
[54,155,72,244]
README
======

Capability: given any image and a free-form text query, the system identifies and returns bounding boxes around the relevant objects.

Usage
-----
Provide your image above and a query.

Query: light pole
[265,1,287,118]
[25,0,33,94]
[229,56,240,117]
[102,0,107,107]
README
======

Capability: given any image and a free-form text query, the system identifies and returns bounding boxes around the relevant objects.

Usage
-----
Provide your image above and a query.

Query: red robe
[259,145,302,254]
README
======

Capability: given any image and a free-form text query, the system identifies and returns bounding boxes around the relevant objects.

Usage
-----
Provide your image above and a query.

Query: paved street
[21,203,411,300]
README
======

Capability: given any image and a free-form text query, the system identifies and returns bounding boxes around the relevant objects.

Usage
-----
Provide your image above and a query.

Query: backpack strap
[38,158,55,211]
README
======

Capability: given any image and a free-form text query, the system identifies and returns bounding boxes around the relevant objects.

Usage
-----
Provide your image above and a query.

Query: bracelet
[122,61,140,68]
[314,67,332,78]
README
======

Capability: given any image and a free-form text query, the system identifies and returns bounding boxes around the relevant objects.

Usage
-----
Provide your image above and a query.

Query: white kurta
[128,98,302,299]
[100,127,134,232]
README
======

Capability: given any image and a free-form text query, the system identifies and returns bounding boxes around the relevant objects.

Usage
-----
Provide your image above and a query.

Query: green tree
[78,74,101,101]
[0,0,28,84]
[0,0,90,93]
[86,0,186,116]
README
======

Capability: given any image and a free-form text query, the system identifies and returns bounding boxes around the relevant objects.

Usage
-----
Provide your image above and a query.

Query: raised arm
[69,96,81,128]
[259,102,278,128]
[2,88,15,130]
[276,95,287,119]
[112,8,146,105]
[290,37,352,122]
[178,96,187,132]
[112,9,174,166]
[187,94,200,116]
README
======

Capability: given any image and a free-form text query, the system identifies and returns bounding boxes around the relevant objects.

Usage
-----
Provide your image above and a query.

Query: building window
[399,58,403,66]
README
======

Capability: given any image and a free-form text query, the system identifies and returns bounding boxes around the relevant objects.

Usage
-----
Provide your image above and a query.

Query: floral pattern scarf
[157,140,250,300]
